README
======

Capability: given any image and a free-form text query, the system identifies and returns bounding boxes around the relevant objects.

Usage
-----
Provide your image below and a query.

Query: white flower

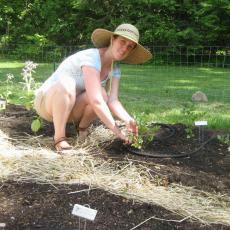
[6,73,14,81]
[21,60,38,93]
[22,61,38,73]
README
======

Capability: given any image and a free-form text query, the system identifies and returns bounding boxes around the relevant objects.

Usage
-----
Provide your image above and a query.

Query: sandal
[54,137,72,152]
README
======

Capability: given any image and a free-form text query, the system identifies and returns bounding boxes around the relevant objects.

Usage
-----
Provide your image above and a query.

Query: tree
[0,0,229,48]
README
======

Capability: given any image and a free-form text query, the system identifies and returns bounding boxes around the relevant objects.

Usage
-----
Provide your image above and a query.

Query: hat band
[115,28,139,37]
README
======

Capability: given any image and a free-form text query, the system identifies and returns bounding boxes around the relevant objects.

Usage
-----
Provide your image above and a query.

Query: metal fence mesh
[151,46,230,68]
[1,44,230,67]
[1,44,230,104]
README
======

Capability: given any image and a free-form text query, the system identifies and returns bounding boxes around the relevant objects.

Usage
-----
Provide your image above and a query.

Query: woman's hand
[126,119,138,137]
[112,119,138,144]
[112,124,130,143]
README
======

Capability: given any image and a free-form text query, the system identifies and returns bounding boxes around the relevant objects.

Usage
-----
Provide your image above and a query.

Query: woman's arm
[108,77,138,136]
[82,66,127,140]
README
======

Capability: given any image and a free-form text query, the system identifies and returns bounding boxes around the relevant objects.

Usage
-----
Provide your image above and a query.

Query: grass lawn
[1,60,230,130]
[1,60,230,228]
[120,64,230,130]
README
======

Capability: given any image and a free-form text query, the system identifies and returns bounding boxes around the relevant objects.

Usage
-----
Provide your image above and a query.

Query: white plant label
[0,223,6,228]
[72,204,97,221]
[0,100,6,110]
[195,121,208,126]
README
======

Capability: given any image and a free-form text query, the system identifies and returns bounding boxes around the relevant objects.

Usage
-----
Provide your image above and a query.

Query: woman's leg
[70,88,108,138]
[44,82,76,149]
[70,92,96,138]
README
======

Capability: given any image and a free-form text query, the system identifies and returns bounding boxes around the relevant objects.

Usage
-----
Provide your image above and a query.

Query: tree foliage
[0,0,229,47]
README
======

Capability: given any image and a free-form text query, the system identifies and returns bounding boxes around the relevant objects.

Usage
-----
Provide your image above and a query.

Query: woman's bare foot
[77,127,90,141]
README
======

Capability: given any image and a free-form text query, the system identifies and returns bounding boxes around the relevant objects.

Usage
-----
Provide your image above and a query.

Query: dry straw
[0,128,229,226]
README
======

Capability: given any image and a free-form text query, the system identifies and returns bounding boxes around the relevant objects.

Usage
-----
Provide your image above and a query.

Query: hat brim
[91,29,153,64]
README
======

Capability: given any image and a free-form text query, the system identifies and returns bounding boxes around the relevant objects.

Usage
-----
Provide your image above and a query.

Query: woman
[34,23,152,151]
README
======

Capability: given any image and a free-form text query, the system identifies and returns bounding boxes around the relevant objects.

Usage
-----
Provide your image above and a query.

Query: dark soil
[0,104,229,230]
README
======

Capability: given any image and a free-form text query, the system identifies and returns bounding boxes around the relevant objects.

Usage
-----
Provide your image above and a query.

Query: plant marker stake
[0,99,6,110]
[0,223,6,228]
[195,121,208,144]
[72,204,97,230]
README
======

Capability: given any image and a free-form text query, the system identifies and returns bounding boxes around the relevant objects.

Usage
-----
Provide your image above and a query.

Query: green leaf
[31,118,42,133]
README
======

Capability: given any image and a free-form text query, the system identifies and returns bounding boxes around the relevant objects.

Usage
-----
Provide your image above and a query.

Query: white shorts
[34,90,53,122]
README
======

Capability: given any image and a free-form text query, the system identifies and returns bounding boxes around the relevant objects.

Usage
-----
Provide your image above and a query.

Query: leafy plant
[217,134,230,152]
[0,73,14,104]
[21,61,38,93]
[181,103,207,123]
[129,113,160,149]
[20,61,38,110]
[130,135,144,150]
[31,116,43,133]
[19,61,43,134]
[181,103,208,139]
[185,126,194,139]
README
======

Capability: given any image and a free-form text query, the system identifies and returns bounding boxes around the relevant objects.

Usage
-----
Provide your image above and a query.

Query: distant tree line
[0,0,230,48]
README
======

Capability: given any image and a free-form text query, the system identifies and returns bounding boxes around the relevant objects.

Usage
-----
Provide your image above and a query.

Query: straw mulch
[0,127,229,226]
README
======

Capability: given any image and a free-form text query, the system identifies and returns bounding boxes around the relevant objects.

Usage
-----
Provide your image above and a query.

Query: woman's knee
[45,84,76,114]
[51,84,76,104]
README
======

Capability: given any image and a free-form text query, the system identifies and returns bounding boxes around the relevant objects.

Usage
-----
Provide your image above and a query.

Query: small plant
[181,103,207,123]
[181,104,197,122]
[20,61,38,110]
[217,134,230,152]
[0,73,14,104]
[130,135,144,149]
[182,103,207,139]
[20,61,43,134]
[129,113,160,149]
[31,116,43,133]
[185,126,194,139]
[21,61,38,93]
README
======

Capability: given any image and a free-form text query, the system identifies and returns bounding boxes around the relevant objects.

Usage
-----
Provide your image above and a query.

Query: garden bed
[0,104,229,229]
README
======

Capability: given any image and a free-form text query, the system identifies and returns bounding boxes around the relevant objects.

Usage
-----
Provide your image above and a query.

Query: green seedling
[130,135,144,149]
[31,116,43,133]
[185,126,194,139]
[217,134,230,152]
[20,61,39,110]
[20,61,43,133]
[129,113,160,149]
[20,61,42,133]
[181,103,207,124]
[0,74,14,104]
[21,61,38,94]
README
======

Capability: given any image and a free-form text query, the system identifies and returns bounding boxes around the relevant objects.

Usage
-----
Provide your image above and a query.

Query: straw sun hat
[91,23,153,64]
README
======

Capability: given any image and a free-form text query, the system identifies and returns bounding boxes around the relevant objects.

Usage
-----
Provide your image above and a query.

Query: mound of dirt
[0,104,229,229]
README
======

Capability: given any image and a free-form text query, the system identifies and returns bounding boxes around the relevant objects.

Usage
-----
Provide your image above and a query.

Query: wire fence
[151,46,230,68]
[1,43,230,105]
[1,43,230,68]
